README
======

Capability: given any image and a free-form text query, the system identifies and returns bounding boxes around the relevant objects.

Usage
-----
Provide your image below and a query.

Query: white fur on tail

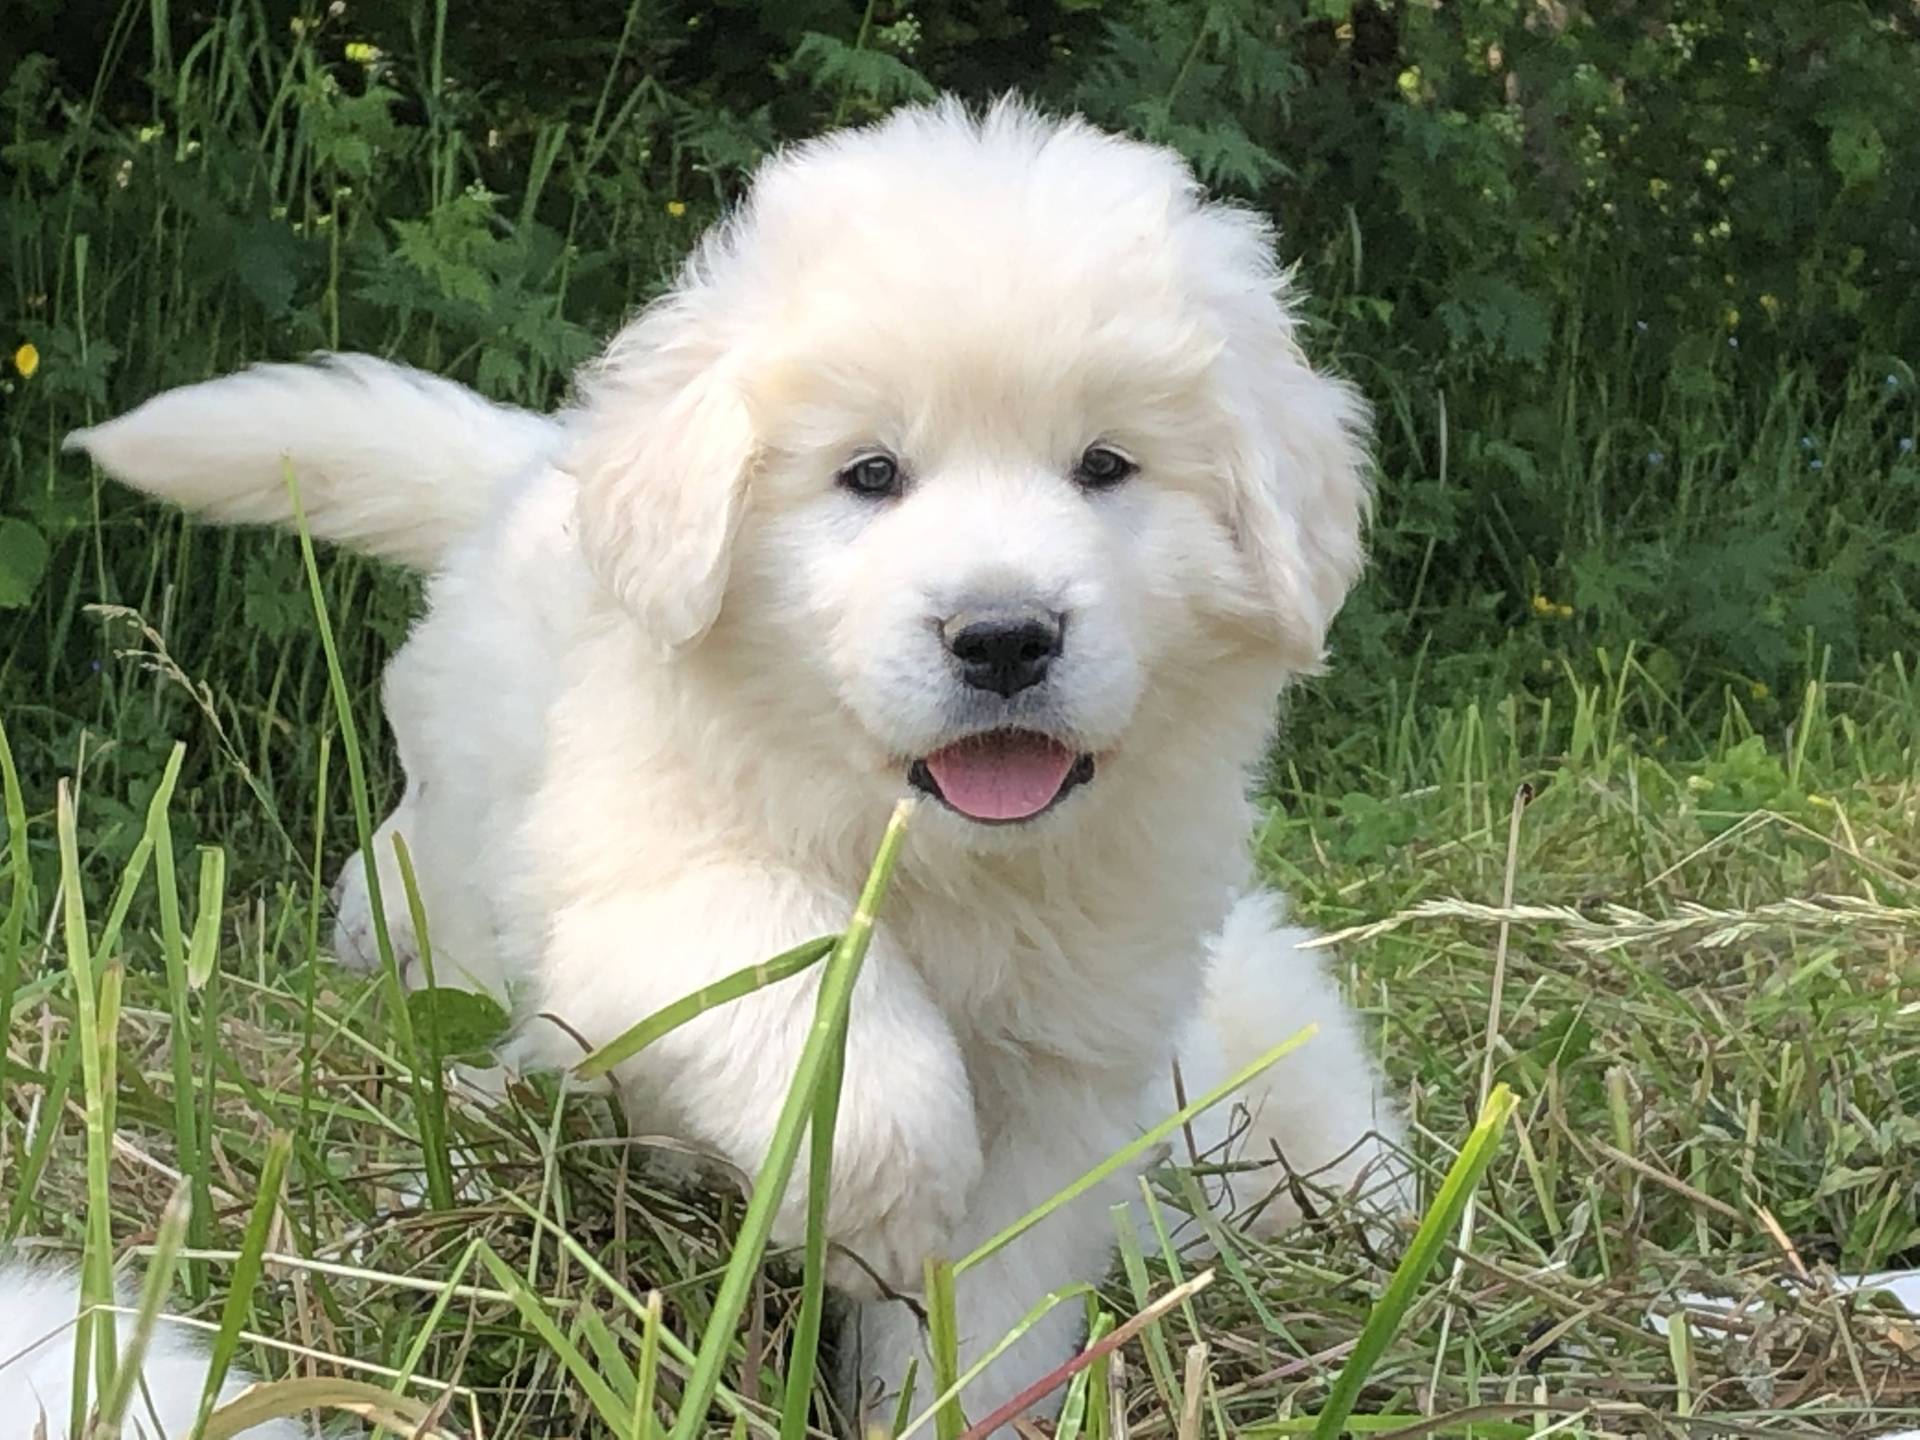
[0,1260,302,1438]
[66,354,564,571]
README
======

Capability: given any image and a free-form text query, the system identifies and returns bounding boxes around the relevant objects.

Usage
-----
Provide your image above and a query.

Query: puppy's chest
[895,888,1210,1064]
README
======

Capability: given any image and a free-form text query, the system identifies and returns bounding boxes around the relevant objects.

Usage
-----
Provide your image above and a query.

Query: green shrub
[3,0,1916,814]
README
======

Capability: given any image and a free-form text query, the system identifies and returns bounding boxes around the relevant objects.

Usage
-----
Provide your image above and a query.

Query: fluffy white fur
[0,1262,300,1438]
[68,98,1404,1428]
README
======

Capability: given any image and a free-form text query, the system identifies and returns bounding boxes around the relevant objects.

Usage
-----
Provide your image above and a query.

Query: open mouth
[907,729,1096,824]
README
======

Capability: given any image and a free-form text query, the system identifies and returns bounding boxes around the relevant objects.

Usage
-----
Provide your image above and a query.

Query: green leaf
[789,31,936,107]
[1826,114,1885,188]
[0,517,50,609]
[406,986,512,1065]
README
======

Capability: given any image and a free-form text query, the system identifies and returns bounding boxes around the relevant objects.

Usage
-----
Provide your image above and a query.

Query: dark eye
[838,453,903,499]
[1075,445,1136,490]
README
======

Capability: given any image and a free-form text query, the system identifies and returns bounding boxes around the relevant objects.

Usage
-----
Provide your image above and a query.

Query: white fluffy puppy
[72,98,1401,1426]
[0,1262,301,1438]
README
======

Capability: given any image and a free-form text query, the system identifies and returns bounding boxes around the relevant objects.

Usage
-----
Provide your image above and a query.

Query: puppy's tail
[66,354,563,570]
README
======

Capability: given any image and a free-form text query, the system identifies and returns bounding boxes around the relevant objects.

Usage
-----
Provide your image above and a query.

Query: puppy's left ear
[566,305,757,650]
[1208,235,1373,669]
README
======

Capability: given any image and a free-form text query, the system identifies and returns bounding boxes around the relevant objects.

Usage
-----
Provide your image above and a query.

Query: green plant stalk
[904,1283,1103,1440]
[295,732,331,1257]
[923,1274,1205,1440]
[578,1304,642,1412]
[1668,1309,1694,1417]
[667,797,918,1440]
[56,779,119,1429]
[476,1244,634,1433]
[577,934,839,1080]
[387,1238,483,1402]
[1052,1311,1113,1440]
[97,960,123,1177]
[1309,1084,1520,1440]
[777,1001,848,1440]
[152,745,209,1298]
[98,1187,192,1432]
[284,468,454,1211]
[634,1289,665,1440]
[926,1257,965,1440]
[186,845,227,991]
[1110,1209,1180,1417]
[392,832,455,1201]
[503,1199,751,1427]
[193,1130,293,1438]
[91,739,185,963]
[0,717,28,1094]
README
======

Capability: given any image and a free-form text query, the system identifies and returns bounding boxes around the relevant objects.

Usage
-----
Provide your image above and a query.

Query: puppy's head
[567,98,1369,837]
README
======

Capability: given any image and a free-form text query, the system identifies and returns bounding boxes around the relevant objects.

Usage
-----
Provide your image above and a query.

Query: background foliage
[3,0,1918,843]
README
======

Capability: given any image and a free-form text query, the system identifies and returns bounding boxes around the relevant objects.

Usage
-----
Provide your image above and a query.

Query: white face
[568,100,1370,846]
[725,332,1255,831]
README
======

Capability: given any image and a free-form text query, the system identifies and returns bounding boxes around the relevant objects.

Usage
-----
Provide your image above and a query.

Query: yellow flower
[13,342,38,379]
[665,200,687,218]
[1749,680,1769,700]
[1556,603,1573,619]
[1531,593,1552,614]
[344,40,380,64]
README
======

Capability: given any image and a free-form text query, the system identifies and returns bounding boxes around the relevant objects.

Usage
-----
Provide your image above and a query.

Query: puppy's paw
[823,1176,973,1299]
[780,1083,983,1299]
[329,848,420,978]
[1227,1119,1411,1246]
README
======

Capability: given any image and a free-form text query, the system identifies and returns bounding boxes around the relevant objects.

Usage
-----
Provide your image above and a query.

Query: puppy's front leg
[526,867,984,1296]
[851,1073,1144,1433]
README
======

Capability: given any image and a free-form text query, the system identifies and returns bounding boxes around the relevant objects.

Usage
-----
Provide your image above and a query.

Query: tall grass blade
[56,778,119,1429]
[97,1187,192,1433]
[391,832,456,1207]
[91,739,185,963]
[283,465,451,1208]
[1309,1084,1519,1440]
[577,935,838,1081]
[634,1289,665,1440]
[151,742,208,1298]
[777,979,848,1440]
[926,1257,964,1440]
[667,799,918,1440]
[0,717,28,1091]
[476,1243,635,1433]
[194,1130,293,1436]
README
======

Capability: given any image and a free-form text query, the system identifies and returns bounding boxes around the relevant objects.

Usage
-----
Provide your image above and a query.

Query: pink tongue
[924,732,1077,821]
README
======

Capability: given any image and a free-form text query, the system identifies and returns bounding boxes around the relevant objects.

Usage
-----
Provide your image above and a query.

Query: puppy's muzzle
[941,607,1063,698]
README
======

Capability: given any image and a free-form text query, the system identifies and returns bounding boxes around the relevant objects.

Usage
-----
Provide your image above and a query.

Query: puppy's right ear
[568,303,757,650]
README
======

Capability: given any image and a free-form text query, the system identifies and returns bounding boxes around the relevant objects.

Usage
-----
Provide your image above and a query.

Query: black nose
[942,609,1063,697]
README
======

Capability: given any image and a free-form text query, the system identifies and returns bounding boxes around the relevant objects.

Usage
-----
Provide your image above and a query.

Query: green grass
[5,654,1917,1435]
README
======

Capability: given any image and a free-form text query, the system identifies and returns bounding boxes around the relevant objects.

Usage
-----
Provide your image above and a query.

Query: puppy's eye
[1075,445,1136,490]
[838,453,903,499]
